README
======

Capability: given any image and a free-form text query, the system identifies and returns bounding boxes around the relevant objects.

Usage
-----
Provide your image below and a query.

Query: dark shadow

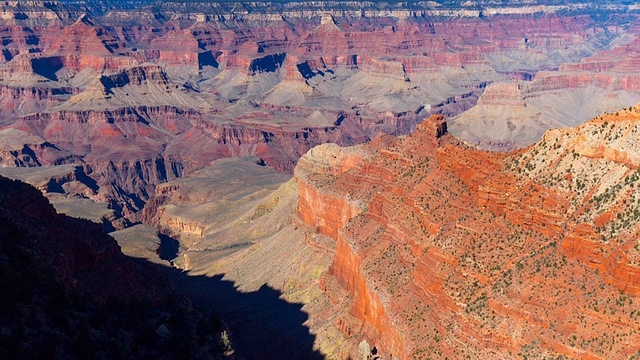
[198,50,219,69]
[51,88,72,96]
[100,72,131,95]
[101,218,116,233]
[121,256,324,359]
[2,49,12,61]
[0,176,323,359]
[249,53,286,74]
[13,13,28,20]
[25,33,39,46]
[173,272,323,360]
[19,145,41,166]
[30,56,63,81]
[296,62,316,80]
[73,166,100,193]
[156,233,179,262]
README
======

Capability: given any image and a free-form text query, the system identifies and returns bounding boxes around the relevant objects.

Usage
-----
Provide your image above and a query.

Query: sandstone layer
[0,0,639,222]
[290,111,640,358]
[3,2,640,358]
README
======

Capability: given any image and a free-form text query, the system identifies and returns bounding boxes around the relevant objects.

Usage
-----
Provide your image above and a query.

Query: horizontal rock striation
[2,1,640,278]
[294,111,640,358]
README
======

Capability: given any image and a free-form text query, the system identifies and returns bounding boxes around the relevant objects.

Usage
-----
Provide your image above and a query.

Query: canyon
[289,110,640,358]
[145,108,640,359]
[3,0,640,359]
[0,0,639,219]
[0,175,235,358]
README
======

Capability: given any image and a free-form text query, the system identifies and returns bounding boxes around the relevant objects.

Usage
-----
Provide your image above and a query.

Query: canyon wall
[0,0,637,222]
[293,112,640,358]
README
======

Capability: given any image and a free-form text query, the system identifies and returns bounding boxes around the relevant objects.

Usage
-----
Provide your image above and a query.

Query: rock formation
[290,110,640,358]
[451,32,640,150]
[449,82,553,151]
[0,0,638,219]
[2,2,640,357]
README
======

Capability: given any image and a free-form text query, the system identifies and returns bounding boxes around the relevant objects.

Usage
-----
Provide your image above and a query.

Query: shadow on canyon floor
[140,259,323,360]
[156,233,180,262]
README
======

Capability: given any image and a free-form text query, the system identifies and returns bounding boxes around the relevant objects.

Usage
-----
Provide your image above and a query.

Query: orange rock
[294,112,640,358]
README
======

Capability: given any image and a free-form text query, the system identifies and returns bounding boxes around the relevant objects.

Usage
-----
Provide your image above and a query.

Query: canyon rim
[3,1,640,359]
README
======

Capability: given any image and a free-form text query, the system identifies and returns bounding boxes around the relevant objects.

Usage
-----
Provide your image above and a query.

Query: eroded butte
[2,1,640,359]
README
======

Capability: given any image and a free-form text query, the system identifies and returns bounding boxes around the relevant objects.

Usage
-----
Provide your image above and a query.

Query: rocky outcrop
[476,82,526,107]
[0,128,76,166]
[136,157,291,261]
[529,38,640,93]
[2,1,640,287]
[98,64,169,93]
[46,14,126,56]
[0,1,78,27]
[358,56,407,81]
[293,112,640,358]
[295,143,369,238]
[448,82,547,150]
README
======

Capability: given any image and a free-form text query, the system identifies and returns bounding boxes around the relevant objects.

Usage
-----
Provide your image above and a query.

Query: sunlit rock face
[1,1,638,213]
[3,2,640,358]
[294,111,640,358]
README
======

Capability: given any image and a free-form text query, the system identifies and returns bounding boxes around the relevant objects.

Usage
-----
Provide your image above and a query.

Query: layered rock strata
[293,112,640,358]
[1,0,638,219]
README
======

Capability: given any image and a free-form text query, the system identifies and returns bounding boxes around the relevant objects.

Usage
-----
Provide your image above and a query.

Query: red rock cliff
[295,112,640,359]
